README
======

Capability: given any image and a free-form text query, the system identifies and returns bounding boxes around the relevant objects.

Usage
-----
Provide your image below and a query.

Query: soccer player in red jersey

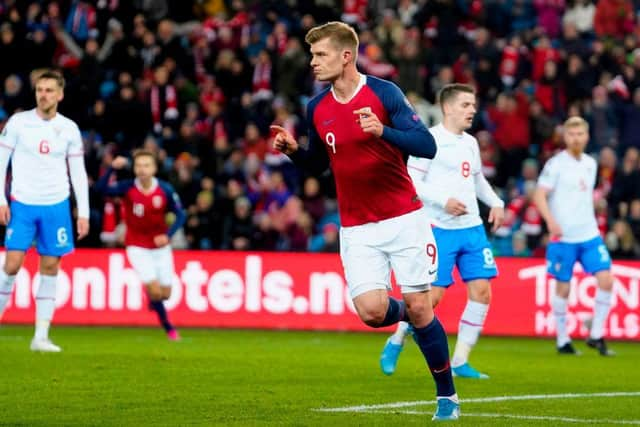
[95,151,186,340]
[271,22,458,420]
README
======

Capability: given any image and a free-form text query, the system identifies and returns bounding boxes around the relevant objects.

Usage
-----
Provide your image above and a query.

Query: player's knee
[405,300,429,317]
[555,282,571,298]
[353,290,389,327]
[471,286,491,304]
[597,272,614,291]
[431,296,442,309]
[3,262,21,276]
[39,258,60,276]
[147,287,163,301]
[406,302,434,327]
[360,309,387,327]
[4,252,25,275]
[355,302,387,327]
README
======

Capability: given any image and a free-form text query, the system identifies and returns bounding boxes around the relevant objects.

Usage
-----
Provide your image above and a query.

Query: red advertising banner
[1,250,639,340]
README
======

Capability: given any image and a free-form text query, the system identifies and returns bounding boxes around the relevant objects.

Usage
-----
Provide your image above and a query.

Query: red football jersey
[306,75,424,226]
[95,172,185,248]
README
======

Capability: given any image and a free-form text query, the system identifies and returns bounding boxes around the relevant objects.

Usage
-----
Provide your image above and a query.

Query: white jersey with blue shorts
[407,124,504,286]
[0,109,89,256]
[537,150,610,282]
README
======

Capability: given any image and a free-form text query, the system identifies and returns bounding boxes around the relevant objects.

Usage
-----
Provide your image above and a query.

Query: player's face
[564,125,588,154]
[309,38,349,82]
[35,78,63,115]
[134,156,157,180]
[445,92,476,131]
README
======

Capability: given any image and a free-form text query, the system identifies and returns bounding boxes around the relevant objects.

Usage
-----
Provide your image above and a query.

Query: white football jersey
[407,124,503,229]
[0,109,84,206]
[537,150,599,243]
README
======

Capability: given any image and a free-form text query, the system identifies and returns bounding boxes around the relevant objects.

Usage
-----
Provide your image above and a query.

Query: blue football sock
[378,297,410,327]
[149,300,174,332]
[413,317,456,397]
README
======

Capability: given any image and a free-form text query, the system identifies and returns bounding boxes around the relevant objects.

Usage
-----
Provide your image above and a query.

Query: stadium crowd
[0,0,639,258]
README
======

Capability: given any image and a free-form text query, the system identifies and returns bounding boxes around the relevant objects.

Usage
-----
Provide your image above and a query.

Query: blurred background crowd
[0,0,639,258]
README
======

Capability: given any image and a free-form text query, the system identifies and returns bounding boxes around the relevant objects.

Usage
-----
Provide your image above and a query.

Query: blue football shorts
[546,236,611,282]
[5,198,74,256]
[432,224,498,287]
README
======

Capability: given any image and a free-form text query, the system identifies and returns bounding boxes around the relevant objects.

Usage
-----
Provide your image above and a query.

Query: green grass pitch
[0,326,638,426]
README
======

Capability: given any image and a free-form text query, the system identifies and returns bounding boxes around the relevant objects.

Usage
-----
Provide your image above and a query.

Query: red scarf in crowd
[150,84,178,132]
[252,61,272,93]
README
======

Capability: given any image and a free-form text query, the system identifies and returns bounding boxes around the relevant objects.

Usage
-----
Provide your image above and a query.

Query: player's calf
[146,283,163,301]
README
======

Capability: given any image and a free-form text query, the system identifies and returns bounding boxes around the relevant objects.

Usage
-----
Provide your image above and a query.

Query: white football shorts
[339,208,437,299]
[125,245,175,286]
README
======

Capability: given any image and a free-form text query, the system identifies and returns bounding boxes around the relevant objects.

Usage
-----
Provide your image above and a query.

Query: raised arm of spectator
[53,23,84,59]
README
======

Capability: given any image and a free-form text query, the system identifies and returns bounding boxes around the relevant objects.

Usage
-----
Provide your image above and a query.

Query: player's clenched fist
[154,234,170,247]
[112,156,129,170]
[270,125,299,155]
[444,198,468,216]
[354,108,383,138]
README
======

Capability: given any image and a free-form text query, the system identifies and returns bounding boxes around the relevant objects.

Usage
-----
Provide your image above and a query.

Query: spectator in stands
[487,91,531,188]
[606,219,640,259]
[563,0,595,36]
[593,0,634,40]
[609,147,640,217]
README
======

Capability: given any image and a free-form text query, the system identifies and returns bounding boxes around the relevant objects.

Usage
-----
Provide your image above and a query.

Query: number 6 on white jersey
[325,132,336,154]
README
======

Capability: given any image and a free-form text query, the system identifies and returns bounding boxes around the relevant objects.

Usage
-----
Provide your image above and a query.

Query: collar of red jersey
[330,73,366,104]
[134,177,158,194]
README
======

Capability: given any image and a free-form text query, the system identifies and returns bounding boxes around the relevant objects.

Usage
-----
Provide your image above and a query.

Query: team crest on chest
[152,195,163,208]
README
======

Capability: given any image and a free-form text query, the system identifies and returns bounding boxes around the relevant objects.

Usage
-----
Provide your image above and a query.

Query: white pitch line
[367,410,640,425]
[313,391,640,412]
[464,412,640,425]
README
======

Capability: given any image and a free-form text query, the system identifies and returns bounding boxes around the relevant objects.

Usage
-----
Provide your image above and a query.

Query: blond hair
[564,116,589,132]
[36,69,65,89]
[305,21,359,61]
[133,149,158,167]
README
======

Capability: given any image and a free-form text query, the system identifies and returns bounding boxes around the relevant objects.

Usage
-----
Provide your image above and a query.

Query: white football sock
[34,275,57,341]
[0,269,16,315]
[390,321,410,345]
[552,295,570,347]
[452,301,488,367]
[590,289,612,340]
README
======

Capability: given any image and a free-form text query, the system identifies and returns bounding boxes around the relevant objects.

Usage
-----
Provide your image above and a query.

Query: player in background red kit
[270,21,458,421]
[95,151,186,340]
